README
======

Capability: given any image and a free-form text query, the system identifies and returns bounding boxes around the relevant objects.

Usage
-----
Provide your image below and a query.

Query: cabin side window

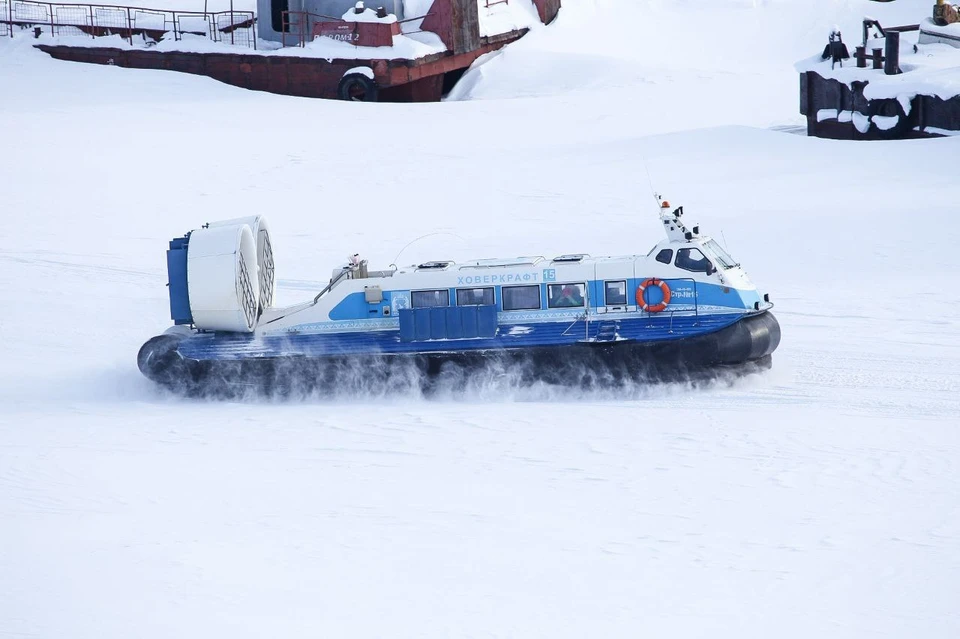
[604,281,627,306]
[655,249,673,265]
[547,283,585,309]
[675,248,713,273]
[502,285,541,311]
[411,289,450,308]
[456,287,494,306]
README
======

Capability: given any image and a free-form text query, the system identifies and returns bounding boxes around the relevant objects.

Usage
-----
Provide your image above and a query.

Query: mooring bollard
[884,30,900,75]
[872,48,883,69]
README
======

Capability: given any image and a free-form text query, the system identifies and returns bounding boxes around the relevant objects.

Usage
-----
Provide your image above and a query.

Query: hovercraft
[138,200,781,395]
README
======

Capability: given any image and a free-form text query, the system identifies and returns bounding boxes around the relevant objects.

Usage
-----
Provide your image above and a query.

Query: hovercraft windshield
[702,239,740,270]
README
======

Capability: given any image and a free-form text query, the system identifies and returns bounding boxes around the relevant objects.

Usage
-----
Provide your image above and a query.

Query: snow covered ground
[1,1,958,637]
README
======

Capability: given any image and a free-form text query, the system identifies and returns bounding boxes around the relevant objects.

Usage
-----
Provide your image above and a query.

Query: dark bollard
[872,48,883,69]
[885,30,900,75]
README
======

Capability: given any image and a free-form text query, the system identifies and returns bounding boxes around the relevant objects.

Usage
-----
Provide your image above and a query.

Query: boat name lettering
[458,272,540,285]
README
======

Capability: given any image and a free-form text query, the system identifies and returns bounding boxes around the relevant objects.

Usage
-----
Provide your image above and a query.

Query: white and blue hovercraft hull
[138,203,781,395]
[139,310,780,396]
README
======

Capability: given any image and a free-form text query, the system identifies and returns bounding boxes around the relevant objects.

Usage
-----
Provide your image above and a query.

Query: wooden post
[884,30,900,75]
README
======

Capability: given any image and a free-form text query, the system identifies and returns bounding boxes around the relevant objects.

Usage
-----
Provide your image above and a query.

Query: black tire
[337,73,379,102]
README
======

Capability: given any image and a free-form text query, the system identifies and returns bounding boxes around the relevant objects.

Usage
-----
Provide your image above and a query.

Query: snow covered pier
[798,17,960,139]
[15,0,561,101]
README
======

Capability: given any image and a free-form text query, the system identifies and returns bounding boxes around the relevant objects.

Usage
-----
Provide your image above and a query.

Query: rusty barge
[3,0,561,101]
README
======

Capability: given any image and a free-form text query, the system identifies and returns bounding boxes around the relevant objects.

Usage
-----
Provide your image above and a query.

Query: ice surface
[1,1,959,638]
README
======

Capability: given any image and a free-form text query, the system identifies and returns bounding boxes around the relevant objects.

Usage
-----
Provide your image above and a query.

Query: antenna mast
[642,159,663,216]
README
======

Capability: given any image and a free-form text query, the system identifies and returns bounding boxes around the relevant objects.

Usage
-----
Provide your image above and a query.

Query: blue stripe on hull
[177,313,745,361]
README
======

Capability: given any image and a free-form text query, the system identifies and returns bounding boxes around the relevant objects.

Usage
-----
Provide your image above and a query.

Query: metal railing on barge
[0,0,256,48]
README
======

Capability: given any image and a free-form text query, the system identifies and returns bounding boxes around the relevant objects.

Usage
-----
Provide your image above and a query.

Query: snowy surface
[478,0,542,38]
[2,1,960,638]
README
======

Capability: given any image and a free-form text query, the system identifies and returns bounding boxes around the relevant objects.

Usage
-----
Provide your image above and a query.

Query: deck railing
[639,277,701,334]
[0,0,256,47]
[279,10,337,49]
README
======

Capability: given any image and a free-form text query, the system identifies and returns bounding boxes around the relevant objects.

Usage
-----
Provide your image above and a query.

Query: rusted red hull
[35,30,524,102]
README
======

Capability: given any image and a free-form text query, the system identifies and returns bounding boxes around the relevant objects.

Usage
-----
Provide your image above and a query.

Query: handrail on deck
[313,266,353,304]
[1,0,256,48]
[280,10,339,48]
[458,257,545,270]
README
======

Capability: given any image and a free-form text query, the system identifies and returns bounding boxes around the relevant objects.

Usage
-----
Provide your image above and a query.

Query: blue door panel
[445,307,464,339]
[397,305,498,342]
[478,305,497,337]
[414,308,432,340]
[430,308,446,339]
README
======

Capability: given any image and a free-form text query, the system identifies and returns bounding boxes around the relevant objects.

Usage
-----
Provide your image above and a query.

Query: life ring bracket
[636,278,671,313]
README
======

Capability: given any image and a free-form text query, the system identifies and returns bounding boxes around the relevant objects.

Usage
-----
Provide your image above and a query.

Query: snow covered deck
[36,29,525,100]
[797,18,960,139]
[918,17,960,48]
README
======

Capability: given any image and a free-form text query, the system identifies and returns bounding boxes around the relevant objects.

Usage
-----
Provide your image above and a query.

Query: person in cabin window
[554,284,584,307]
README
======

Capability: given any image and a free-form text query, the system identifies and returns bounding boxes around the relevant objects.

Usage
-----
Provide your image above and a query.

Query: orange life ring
[636,278,671,313]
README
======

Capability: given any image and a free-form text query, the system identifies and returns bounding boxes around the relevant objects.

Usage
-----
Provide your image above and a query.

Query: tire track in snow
[0,251,160,282]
